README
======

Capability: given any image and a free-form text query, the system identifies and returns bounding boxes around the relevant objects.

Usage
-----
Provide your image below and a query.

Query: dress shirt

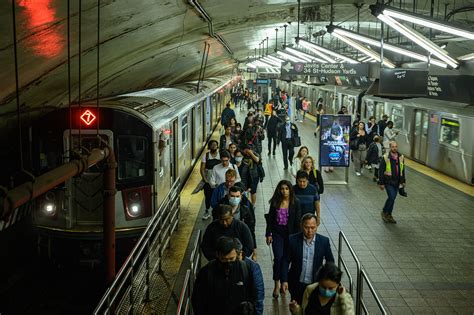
[285,123,292,139]
[299,235,316,284]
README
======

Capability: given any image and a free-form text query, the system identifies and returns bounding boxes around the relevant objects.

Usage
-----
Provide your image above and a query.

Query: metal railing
[176,230,202,315]
[338,231,387,315]
[94,179,181,314]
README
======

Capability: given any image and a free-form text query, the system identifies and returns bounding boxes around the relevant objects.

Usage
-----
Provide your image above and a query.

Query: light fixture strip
[289,45,335,63]
[277,51,307,62]
[285,47,328,63]
[377,14,459,68]
[261,57,281,66]
[266,55,286,63]
[332,32,396,68]
[334,28,447,68]
[298,39,360,63]
[383,8,474,40]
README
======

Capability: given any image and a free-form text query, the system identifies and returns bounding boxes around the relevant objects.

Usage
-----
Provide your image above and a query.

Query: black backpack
[205,152,221,170]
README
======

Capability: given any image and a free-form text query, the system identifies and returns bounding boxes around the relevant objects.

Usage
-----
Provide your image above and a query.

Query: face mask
[235,157,243,163]
[319,286,337,298]
[229,196,241,206]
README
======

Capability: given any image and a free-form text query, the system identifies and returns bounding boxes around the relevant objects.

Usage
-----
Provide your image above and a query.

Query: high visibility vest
[264,103,272,116]
[383,153,404,176]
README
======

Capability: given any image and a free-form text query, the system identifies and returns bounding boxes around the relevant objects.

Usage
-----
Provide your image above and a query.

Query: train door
[191,107,196,161]
[413,110,429,163]
[63,130,113,227]
[375,101,385,121]
[205,97,211,138]
[155,128,171,208]
[171,119,179,182]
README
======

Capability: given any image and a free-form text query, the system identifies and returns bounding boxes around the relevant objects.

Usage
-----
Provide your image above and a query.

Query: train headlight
[42,192,57,216]
[129,204,141,217]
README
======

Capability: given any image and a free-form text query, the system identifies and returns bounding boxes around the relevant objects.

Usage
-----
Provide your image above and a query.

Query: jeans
[271,225,289,281]
[282,141,295,169]
[383,184,398,214]
[203,183,214,210]
[353,149,367,172]
[268,134,278,154]
[303,110,307,120]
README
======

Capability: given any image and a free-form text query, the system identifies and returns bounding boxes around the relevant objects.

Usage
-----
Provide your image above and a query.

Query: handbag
[292,135,301,147]
[349,139,359,150]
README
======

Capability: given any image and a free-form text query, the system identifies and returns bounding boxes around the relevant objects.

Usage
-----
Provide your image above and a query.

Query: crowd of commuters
[192,85,406,314]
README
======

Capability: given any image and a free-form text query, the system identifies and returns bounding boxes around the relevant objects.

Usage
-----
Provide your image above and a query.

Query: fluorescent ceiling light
[261,56,282,66]
[331,32,396,68]
[376,14,459,68]
[277,51,307,62]
[253,60,277,68]
[266,55,285,63]
[285,47,328,63]
[246,63,257,68]
[379,5,474,40]
[332,27,447,68]
[459,53,474,61]
[298,39,360,63]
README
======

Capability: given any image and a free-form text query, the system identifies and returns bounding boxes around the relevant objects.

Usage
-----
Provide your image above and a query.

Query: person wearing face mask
[282,214,334,305]
[279,115,299,170]
[289,262,354,315]
[215,186,257,257]
[192,236,257,315]
[210,169,237,211]
[200,140,221,220]
[234,149,253,193]
[233,123,244,147]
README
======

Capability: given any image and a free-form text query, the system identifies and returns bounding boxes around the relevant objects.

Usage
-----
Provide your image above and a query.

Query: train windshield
[439,118,460,147]
[117,136,147,180]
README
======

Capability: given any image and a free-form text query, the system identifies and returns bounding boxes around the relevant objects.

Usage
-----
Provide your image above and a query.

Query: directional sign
[80,109,96,126]
[281,62,369,77]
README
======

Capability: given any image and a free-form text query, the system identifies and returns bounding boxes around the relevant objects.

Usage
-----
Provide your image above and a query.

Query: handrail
[176,229,202,315]
[338,231,362,313]
[338,231,388,315]
[360,268,388,315]
[94,178,181,314]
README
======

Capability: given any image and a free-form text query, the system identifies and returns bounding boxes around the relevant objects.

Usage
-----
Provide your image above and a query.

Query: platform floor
[166,108,474,315]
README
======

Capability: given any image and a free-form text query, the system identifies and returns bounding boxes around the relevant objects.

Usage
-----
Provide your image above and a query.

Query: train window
[391,106,404,129]
[375,102,385,121]
[439,117,460,147]
[70,135,109,173]
[157,131,167,177]
[366,102,374,119]
[181,114,189,146]
[118,136,147,180]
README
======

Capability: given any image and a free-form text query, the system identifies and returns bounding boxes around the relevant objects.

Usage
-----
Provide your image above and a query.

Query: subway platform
[164,108,474,315]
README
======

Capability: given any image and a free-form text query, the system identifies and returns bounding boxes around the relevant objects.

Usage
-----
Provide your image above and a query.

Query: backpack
[207,260,253,303]
[205,152,221,170]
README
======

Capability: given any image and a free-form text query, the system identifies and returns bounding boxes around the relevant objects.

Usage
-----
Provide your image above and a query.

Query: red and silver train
[30,77,234,264]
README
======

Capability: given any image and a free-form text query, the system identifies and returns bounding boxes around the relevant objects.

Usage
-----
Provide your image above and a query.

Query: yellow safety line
[300,109,473,196]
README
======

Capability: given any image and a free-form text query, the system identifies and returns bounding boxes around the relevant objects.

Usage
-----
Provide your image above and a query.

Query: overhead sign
[427,75,473,104]
[319,115,351,167]
[379,68,428,97]
[281,62,369,77]
[256,79,270,84]
[80,109,96,126]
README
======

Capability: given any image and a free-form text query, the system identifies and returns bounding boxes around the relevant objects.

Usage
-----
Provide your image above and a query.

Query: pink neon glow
[18,0,63,58]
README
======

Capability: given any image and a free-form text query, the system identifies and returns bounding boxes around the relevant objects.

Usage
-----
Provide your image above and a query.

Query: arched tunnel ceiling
[0,0,473,134]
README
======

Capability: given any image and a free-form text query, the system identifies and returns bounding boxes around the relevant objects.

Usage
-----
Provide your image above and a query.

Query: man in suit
[281,213,334,304]
[278,115,299,170]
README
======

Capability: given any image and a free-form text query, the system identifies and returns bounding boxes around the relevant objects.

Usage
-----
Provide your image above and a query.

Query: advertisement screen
[319,115,351,167]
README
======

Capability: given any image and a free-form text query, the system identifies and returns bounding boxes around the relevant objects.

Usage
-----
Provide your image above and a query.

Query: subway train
[277,80,474,185]
[30,77,233,264]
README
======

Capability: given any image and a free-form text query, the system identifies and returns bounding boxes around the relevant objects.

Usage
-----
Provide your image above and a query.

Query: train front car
[31,106,154,265]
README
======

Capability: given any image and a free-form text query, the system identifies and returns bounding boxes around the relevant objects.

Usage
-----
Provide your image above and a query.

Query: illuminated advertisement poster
[319,115,351,167]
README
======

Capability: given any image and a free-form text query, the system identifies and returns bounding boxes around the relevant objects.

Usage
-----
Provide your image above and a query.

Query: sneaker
[202,210,211,220]
[387,214,397,224]
[381,211,389,223]
[355,172,361,176]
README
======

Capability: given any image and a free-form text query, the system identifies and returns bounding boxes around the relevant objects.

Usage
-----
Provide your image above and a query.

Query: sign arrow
[282,62,293,72]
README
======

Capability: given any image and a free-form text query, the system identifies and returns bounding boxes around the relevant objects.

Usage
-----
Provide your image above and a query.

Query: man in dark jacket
[192,236,257,315]
[378,141,406,224]
[282,213,334,304]
[278,115,299,170]
[213,186,257,253]
[266,111,281,156]
[221,102,235,127]
[201,204,254,261]
[378,114,389,138]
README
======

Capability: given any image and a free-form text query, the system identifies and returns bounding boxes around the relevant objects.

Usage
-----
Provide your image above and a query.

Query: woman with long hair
[300,156,324,195]
[350,121,368,176]
[292,146,309,178]
[265,180,301,299]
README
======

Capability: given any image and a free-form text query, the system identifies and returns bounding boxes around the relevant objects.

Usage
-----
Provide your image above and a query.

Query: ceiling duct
[188,0,233,55]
